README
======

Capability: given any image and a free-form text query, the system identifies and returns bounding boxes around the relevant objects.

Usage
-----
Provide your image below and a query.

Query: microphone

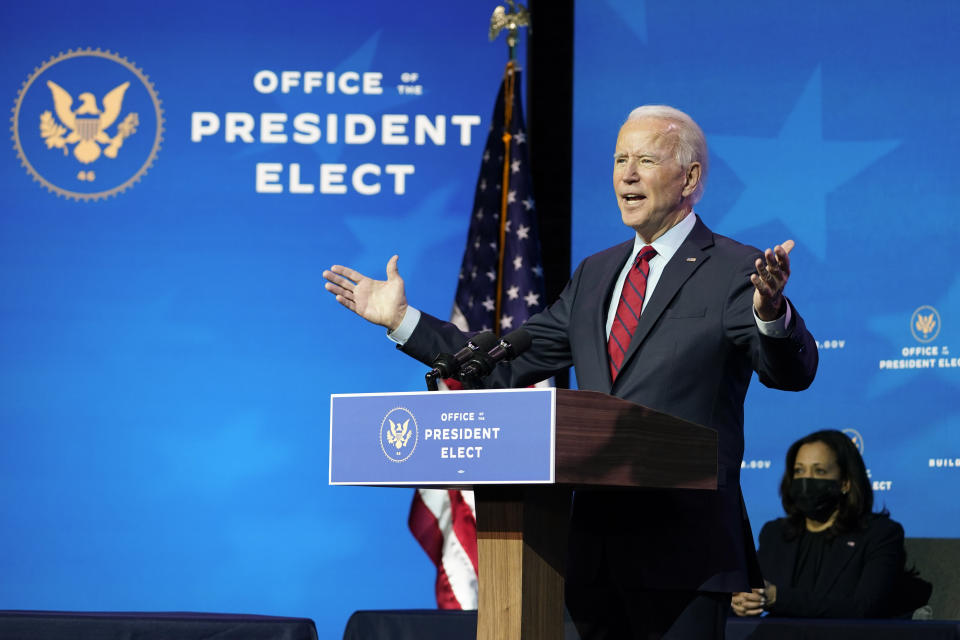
[425,331,499,389]
[486,328,533,364]
[458,328,533,382]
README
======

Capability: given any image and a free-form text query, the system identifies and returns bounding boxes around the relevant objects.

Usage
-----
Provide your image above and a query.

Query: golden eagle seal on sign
[40,80,139,165]
[387,418,413,452]
[379,406,418,463]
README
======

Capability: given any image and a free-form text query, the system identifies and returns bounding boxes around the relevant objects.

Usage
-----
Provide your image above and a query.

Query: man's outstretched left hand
[752,239,794,321]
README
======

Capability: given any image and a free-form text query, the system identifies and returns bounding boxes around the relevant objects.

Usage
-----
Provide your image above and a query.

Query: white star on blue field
[342,183,467,271]
[711,68,899,260]
[866,274,960,396]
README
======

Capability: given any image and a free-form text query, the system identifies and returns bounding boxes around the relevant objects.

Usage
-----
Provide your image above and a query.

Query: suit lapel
[616,218,715,382]
[816,532,859,593]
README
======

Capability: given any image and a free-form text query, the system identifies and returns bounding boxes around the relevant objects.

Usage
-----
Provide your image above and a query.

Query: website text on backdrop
[323,105,819,639]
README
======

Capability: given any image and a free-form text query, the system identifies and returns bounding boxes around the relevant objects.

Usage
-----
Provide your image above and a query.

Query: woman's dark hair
[778,429,885,538]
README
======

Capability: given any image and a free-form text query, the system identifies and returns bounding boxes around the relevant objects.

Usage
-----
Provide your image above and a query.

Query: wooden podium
[473,389,717,640]
[329,388,717,640]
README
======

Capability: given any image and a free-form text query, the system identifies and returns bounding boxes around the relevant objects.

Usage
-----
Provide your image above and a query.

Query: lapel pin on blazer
[846,540,856,547]
[685,257,697,262]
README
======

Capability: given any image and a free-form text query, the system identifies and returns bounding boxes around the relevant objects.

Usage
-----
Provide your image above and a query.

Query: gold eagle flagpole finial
[489,0,531,61]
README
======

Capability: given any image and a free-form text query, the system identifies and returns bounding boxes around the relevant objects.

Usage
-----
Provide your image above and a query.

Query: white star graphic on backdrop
[475,208,484,220]
[342,184,464,270]
[482,297,495,311]
[486,270,496,282]
[513,255,523,270]
[532,264,543,278]
[501,314,514,330]
[522,197,535,211]
[507,285,520,300]
[514,130,526,144]
[516,224,530,240]
[483,150,490,163]
[511,159,521,174]
[507,190,516,204]
[710,67,899,260]
[524,291,540,307]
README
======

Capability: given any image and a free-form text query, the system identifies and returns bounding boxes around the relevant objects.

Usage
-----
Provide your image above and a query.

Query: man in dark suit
[323,105,818,639]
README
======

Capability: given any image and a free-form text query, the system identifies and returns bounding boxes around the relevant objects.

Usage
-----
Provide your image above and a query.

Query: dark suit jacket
[401,216,818,593]
[759,515,906,617]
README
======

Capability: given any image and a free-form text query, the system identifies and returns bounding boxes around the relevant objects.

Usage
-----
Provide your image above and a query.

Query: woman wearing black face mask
[730,429,906,618]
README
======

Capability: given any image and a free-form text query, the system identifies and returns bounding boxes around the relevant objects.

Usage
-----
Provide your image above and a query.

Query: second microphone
[458,328,533,385]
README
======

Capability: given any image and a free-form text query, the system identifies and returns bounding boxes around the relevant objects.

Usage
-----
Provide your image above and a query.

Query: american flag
[450,63,546,335]
[408,61,547,610]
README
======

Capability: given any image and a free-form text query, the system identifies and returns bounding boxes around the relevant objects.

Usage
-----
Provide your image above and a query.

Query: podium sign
[329,388,556,485]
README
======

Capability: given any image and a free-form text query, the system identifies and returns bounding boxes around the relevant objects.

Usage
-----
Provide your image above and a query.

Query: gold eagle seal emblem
[11,48,164,201]
[380,407,419,463]
[842,428,864,455]
[42,80,137,165]
[910,305,941,343]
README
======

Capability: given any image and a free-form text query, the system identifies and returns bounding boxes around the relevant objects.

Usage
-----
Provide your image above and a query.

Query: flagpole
[489,1,530,335]
[494,61,516,335]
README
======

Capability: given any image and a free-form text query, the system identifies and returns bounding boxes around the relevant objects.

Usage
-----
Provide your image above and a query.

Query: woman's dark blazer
[758,514,905,618]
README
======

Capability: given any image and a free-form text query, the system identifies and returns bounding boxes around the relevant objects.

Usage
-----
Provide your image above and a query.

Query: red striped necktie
[608,245,657,381]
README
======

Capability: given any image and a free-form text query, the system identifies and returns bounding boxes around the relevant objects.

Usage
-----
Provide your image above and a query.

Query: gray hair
[625,105,708,204]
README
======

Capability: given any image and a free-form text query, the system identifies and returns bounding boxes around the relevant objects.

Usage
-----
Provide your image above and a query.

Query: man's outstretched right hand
[323,254,408,332]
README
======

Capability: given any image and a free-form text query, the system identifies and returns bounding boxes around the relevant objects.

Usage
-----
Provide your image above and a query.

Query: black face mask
[789,477,843,522]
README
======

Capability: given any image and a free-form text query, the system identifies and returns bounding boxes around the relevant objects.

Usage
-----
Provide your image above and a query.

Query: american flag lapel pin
[686,257,697,262]
[846,540,856,547]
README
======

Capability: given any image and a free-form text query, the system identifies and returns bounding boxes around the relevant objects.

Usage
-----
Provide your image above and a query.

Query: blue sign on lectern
[329,388,556,485]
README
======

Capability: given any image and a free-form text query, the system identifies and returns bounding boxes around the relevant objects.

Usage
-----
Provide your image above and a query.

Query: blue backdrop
[1,1,507,635]
[573,0,959,539]
[2,1,958,638]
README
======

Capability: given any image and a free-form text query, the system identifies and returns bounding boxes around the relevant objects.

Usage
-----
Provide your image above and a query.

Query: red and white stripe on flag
[408,488,479,609]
